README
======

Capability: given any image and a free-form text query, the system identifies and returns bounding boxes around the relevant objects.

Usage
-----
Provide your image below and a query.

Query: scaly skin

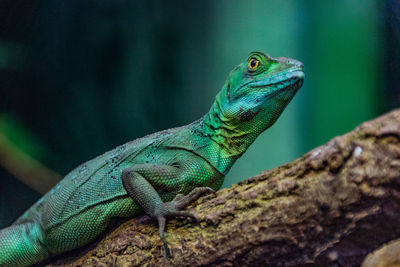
[0,52,304,266]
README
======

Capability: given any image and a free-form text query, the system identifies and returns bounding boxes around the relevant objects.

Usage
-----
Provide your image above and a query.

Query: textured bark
[43,109,400,267]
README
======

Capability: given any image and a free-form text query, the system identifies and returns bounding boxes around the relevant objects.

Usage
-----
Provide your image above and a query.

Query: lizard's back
[12,127,184,252]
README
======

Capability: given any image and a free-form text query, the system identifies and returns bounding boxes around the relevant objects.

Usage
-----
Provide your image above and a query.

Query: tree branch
[44,109,400,266]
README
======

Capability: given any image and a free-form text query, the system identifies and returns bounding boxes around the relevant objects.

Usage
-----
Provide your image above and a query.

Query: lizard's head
[216,51,304,134]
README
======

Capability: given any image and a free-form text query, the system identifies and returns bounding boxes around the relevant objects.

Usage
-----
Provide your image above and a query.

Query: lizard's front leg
[121,164,214,257]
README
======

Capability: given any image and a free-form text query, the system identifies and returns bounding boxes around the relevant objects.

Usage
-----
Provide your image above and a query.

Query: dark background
[0,0,398,227]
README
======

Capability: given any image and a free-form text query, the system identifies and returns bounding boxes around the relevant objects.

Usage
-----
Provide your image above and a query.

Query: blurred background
[0,0,397,227]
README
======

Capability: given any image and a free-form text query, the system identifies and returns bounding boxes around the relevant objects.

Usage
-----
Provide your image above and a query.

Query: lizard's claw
[155,187,215,257]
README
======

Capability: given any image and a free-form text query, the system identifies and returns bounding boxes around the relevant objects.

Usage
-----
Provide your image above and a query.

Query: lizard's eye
[248,58,260,70]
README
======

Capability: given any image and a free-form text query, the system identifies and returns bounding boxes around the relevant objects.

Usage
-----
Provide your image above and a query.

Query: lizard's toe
[155,187,216,257]
[175,187,216,209]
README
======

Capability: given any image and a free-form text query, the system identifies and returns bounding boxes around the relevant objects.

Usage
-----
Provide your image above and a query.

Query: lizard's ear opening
[227,83,231,102]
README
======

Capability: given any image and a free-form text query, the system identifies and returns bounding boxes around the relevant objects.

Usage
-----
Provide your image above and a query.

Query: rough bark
[43,109,400,267]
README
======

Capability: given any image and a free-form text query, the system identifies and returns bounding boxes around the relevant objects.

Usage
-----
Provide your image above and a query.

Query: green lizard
[0,51,304,266]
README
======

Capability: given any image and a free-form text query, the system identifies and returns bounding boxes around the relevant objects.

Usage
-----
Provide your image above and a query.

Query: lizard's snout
[276,57,304,69]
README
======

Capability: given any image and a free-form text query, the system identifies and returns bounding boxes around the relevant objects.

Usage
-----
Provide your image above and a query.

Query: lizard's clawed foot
[174,187,215,209]
[155,187,215,257]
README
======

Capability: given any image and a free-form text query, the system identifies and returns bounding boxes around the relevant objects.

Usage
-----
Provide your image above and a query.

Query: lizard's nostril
[291,59,304,68]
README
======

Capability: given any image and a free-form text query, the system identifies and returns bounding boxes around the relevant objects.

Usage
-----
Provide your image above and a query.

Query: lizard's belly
[40,162,133,231]
[42,196,141,254]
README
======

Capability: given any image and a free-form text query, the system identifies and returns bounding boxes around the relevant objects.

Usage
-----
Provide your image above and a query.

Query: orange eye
[248,58,260,70]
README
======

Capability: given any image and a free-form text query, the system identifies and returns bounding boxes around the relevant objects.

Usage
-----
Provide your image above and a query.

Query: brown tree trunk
[43,109,400,267]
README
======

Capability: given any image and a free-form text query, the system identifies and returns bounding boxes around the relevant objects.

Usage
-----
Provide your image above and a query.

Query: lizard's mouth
[249,69,304,98]
[249,69,304,91]
[282,75,303,92]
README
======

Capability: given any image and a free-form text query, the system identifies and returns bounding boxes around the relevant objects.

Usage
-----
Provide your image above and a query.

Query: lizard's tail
[0,222,49,266]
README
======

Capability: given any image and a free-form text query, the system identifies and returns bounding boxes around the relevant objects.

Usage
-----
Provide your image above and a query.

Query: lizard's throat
[202,98,261,163]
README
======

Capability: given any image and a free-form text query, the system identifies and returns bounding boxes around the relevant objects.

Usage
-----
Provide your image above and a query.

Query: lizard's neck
[198,96,263,174]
